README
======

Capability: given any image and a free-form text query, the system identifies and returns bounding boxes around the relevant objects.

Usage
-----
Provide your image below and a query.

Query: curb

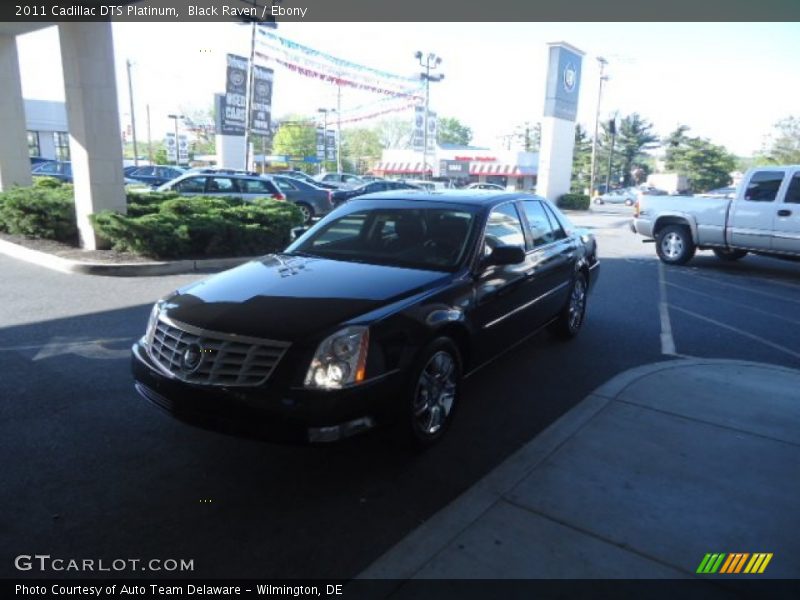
[357,357,800,581]
[0,237,256,277]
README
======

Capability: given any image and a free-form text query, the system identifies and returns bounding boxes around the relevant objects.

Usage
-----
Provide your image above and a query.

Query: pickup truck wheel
[713,248,748,261]
[656,225,696,265]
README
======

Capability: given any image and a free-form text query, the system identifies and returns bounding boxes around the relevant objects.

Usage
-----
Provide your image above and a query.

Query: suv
[157,172,285,202]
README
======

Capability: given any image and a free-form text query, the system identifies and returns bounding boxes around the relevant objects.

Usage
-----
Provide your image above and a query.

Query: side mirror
[485,245,526,267]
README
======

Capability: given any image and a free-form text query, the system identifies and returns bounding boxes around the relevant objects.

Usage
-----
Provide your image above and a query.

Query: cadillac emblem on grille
[148,316,290,387]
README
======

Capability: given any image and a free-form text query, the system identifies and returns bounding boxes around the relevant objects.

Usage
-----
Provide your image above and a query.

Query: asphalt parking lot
[1,205,798,579]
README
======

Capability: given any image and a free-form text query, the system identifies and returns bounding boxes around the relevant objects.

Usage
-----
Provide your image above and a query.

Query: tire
[655,224,696,265]
[594,198,604,205]
[713,248,748,261]
[551,272,588,339]
[296,203,314,224]
[400,337,462,450]
[625,199,634,206]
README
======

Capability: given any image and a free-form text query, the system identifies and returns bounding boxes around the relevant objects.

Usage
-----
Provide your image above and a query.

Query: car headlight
[304,326,369,390]
[144,300,164,347]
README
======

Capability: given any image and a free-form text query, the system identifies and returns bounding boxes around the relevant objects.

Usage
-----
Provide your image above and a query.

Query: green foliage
[90,195,302,259]
[759,116,800,164]
[598,113,659,188]
[438,117,473,146]
[273,119,317,159]
[32,176,64,189]
[664,127,736,193]
[0,185,78,242]
[557,193,590,210]
[153,148,169,165]
[375,118,411,149]
[571,124,593,193]
[342,128,383,165]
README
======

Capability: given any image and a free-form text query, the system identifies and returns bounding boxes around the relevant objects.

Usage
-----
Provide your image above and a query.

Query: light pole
[168,114,183,167]
[318,107,335,174]
[589,56,608,198]
[125,59,139,167]
[415,51,444,180]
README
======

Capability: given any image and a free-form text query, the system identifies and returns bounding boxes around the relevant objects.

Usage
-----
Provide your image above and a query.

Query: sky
[14,21,800,157]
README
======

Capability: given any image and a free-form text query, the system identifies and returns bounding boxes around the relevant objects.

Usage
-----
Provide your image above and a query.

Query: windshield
[287,207,477,271]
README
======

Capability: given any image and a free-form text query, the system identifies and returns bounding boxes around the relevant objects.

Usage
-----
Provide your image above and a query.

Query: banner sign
[165,133,188,163]
[426,111,437,153]
[412,106,424,151]
[250,65,274,136]
[316,127,325,160]
[325,130,336,162]
[543,44,583,121]
[222,53,248,136]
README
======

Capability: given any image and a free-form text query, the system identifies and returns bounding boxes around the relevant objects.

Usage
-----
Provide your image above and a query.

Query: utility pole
[415,51,444,180]
[125,59,139,166]
[146,104,153,164]
[589,57,608,197]
[336,85,342,174]
[243,3,257,172]
[605,114,618,194]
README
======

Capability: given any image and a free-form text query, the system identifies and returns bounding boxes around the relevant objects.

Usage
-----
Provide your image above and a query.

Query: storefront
[372,144,538,190]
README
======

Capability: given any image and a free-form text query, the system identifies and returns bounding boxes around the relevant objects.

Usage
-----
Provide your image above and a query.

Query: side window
[745,171,785,202]
[784,173,800,204]
[174,177,206,193]
[310,214,366,248]
[521,200,557,247]
[272,179,296,193]
[343,175,360,183]
[206,177,236,193]
[241,178,272,194]
[543,203,568,241]
[484,203,526,253]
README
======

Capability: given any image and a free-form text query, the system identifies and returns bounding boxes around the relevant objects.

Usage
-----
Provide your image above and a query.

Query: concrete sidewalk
[359,359,800,580]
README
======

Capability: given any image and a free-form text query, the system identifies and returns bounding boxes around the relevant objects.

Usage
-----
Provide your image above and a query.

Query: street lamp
[317,107,335,174]
[167,114,184,167]
[589,57,608,198]
[415,51,444,180]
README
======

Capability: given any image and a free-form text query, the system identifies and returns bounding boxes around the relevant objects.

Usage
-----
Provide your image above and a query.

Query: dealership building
[372,144,538,190]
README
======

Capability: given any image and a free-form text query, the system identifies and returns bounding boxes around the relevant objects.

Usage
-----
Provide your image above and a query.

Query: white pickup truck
[631,166,800,265]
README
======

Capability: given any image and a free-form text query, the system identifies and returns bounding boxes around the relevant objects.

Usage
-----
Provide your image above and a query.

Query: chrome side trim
[159,314,291,349]
[483,281,569,330]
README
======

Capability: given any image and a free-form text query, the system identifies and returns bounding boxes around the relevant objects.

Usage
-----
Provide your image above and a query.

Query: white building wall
[0,34,32,190]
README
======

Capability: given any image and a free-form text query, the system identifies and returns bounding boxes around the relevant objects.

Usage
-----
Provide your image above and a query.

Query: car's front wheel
[402,338,462,449]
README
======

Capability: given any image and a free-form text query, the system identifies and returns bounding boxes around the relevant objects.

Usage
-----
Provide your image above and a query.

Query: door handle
[778,209,792,217]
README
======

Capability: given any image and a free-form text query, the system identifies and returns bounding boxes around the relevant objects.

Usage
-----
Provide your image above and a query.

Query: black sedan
[131,191,599,448]
[331,180,421,207]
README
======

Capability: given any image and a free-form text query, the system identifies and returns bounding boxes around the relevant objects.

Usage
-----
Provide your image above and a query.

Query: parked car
[631,166,800,264]
[331,180,421,206]
[132,191,599,447]
[594,187,638,206]
[126,165,186,187]
[315,172,364,189]
[271,175,335,223]
[360,175,385,182]
[156,172,285,201]
[31,160,72,182]
[276,170,338,191]
[466,182,506,191]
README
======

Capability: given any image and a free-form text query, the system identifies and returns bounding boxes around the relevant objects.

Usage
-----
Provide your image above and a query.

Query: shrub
[90,196,303,259]
[557,193,590,210]
[0,186,78,242]
[32,176,64,189]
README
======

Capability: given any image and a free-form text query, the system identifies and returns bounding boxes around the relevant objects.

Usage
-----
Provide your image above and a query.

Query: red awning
[373,161,431,174]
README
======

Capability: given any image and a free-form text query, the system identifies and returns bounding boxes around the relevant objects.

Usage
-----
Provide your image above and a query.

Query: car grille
[148,316,289,387]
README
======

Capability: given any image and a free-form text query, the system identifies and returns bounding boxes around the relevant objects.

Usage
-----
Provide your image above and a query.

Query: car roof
[348,189,541,208]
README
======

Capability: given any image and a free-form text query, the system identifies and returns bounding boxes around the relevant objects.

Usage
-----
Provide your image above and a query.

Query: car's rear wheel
[551,272,588,339]
[625,199,634,206]
[655,225,696,265]
[713,248,748,261]
[296,203,314,224]
[401,338,462,449]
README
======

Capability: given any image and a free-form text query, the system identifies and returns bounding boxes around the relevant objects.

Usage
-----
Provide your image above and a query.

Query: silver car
[157,172,285,202]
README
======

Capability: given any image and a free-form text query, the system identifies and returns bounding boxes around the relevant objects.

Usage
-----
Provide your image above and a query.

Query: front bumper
[631,217,654,238]
[131,339,403,443]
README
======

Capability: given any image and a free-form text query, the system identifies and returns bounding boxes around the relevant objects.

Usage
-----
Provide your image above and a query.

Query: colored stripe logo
[696,553,772,574]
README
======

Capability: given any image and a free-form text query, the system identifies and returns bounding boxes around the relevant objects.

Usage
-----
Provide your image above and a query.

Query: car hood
[163,254,450,342]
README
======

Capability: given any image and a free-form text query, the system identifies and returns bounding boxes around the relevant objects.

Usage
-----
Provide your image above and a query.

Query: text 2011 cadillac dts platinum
[132,191,599,447]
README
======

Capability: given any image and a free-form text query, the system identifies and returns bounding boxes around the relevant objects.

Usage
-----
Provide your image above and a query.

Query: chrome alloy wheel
[568,277,587,332]
[661,231,684,260]
[412,351,457,436]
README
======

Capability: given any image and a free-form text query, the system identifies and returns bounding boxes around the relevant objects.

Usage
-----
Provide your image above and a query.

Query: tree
[342,128,383,163]
[760,116,800,164]
[612,113,659,187]
[375,118,412,149]
[664,127,736,192]
[437,117,473,146]
[571,124,592,193]
[272,119,316,156]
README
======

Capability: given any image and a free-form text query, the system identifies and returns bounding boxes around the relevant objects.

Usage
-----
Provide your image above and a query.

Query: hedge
[90,195,303,259]
[557,193,590,210]
[0,185,78,242]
